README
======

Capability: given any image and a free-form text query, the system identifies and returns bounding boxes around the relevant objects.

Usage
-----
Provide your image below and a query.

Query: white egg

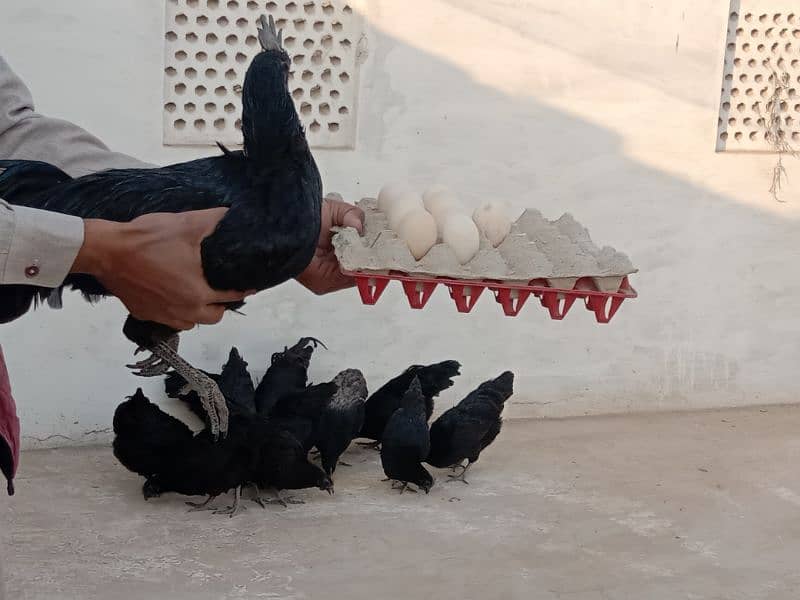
[424,189,462,220]
[388,191,424,230]
[377,182,413,213]
[422,184,451,205]
[472,201,512,247]
[442,213,480,264]
[397,209,438,260]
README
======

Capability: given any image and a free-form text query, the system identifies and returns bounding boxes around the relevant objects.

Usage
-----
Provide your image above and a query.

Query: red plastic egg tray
[343,270,637,323]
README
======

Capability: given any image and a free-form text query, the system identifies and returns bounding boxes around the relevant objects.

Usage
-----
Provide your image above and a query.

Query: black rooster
[359,361,461,448]
[426,371,514,484]
[380,377,434,494]
[0,15,322,438]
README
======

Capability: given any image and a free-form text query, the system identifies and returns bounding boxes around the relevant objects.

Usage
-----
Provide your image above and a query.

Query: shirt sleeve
[0,200,84,287]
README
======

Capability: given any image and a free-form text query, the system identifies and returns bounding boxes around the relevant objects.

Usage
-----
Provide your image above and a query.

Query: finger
[326,199,365,234]
[207,288,254,303]
[195,304,227,325]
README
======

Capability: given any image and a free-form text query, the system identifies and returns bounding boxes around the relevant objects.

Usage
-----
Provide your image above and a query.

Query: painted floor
[3,406,800,599]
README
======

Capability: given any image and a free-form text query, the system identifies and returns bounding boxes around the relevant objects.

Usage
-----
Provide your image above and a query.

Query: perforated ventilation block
[164,0,362,148]
[717,2,800,151]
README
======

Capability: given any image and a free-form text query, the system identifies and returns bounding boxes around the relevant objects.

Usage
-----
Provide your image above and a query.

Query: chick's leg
[186,495,219,511]
[213,486,244,518]
[128,338,229,438]
[447,462,472,485]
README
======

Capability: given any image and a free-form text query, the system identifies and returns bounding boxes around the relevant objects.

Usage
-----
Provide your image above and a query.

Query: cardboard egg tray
[333,199,638,323]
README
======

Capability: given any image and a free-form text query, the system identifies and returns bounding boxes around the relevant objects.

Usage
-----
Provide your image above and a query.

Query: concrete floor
[3,407,800,600]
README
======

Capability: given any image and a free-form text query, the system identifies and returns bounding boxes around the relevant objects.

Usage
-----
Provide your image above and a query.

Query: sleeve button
[25,265,40,278]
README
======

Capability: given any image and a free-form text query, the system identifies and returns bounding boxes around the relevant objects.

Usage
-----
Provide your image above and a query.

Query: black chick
[164,346,256,425]
[113,389,264,516]
[426,371,514,484]
[163,346,333,507]
[360,361,461,447]
[380,378,434,494]
[268,381,338,451]
[253,337,326,415]
[312,369,368,477]
[252,426,334,506]
[0,15,322,439]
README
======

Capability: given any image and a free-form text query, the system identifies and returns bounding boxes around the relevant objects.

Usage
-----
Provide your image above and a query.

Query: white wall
[2,0,799,448]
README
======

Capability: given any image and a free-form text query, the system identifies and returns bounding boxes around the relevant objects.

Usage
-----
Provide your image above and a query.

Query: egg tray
[344,270,637,323]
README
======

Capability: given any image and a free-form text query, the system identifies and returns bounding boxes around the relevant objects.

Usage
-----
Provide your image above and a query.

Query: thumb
[327,199,365,234]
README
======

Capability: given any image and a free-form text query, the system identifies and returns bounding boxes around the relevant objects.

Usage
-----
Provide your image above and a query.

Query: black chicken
[164,345,334,505]
[359,360,461,448]
[113,388,264,516]
[426,371,514,484]
[253,337,326,416]
[116,389,332,516]
[312,368,368,477]
[0,15,322,439]
[379,378,434,494]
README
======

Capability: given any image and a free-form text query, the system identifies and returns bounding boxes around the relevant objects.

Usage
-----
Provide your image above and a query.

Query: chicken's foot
[129,339,229,439]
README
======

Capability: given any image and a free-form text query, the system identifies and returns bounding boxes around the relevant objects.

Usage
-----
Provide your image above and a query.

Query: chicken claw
[129,338,229,439]
[126,335,179,377]
[212,486,244,518]
[264,489,305,507]
[446,463,471,485]
[186,495,219,512]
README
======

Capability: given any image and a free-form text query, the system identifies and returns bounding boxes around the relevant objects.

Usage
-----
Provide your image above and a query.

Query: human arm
[0,54,248,328]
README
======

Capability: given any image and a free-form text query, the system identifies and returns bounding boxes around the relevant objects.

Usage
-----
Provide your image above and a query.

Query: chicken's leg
[447,462,471,485]
[263,489,305,507]
[213,486,244,518]
[128,338,229,438]
[249,483,267,508]
[186,494,219,511]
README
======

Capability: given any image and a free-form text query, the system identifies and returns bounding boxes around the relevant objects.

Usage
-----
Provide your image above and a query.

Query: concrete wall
[1,0,798,448]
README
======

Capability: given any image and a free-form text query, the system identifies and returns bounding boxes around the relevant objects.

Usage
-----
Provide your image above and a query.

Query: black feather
[253,337,324,415]
[427,372,515,470]
[380,378,434,493]
[360,360,461,442]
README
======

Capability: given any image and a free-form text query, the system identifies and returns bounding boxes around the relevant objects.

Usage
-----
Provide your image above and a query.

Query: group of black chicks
[112,337,515,516]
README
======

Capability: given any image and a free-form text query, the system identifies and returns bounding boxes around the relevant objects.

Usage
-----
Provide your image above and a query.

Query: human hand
[295,195,365,295]
[71,208,252,330]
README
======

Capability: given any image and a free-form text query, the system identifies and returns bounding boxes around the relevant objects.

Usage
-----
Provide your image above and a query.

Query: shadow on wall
[1,0,799,448]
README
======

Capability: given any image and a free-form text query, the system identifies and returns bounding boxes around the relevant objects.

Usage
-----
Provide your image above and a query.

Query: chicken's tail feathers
[0,160,71,206]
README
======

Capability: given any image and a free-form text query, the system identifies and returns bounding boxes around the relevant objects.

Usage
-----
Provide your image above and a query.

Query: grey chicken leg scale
[129,339,229,438]
[126,334,180,377]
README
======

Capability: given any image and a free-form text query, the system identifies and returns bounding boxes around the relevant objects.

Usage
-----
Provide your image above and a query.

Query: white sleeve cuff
[0,202,84,287]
